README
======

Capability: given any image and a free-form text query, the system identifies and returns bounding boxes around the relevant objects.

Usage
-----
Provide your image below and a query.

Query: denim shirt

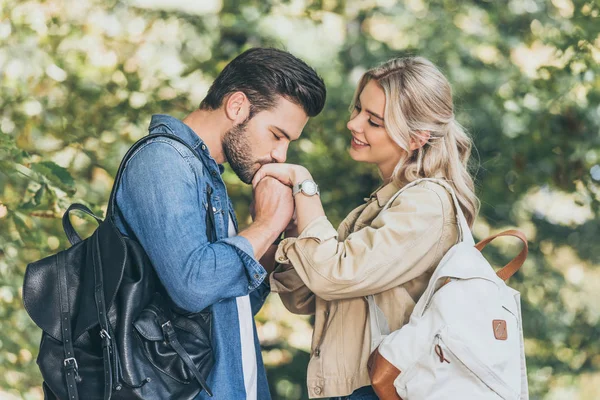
[114,114,272,399]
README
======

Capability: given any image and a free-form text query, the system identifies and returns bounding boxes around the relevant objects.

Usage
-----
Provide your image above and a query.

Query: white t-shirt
[229,215,257,400]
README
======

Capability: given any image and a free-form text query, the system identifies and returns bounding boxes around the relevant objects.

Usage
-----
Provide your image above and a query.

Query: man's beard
[222,120,260,184]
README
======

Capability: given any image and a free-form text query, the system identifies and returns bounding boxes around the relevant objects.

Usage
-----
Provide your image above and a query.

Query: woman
[253,56,479,399]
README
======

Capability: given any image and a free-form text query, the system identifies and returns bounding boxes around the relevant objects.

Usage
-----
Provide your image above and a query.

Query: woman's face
[347,79,404,181]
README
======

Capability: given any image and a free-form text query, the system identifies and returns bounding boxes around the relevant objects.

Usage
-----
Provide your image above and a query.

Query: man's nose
[272,143,288,163]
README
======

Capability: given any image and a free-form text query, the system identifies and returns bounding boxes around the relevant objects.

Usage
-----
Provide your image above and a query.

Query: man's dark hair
[200,48,326,117]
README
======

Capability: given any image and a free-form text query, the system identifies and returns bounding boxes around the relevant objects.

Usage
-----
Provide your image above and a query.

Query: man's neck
[182,109,228,164]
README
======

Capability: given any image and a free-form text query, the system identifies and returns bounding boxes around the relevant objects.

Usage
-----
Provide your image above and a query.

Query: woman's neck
[378,160,397,185]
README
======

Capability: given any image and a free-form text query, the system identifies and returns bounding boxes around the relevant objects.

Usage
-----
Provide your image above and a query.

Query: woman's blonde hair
[352,56,479,226]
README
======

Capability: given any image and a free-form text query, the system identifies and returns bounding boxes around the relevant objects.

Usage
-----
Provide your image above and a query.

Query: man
[113,48,326,399]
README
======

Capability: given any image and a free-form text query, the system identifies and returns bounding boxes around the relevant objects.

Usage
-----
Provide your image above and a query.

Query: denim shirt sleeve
[249,280,270,316]
[115,140,266,312]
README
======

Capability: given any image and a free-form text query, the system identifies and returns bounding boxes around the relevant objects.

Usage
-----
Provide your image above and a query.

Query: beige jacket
[270,180,459,398]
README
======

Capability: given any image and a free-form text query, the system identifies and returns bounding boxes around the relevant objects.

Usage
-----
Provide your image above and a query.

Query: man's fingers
[253,164,292,188]
[252,171,263,187]
[253,175,280,193]
[252,172,272,188]
[253,164,278,187]
[253,164,267,187]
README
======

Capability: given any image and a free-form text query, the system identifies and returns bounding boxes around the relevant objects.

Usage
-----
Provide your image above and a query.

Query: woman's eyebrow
[366,109,384,120]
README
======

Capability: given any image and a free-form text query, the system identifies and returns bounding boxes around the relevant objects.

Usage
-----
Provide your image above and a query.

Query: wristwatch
[292,179,320,197]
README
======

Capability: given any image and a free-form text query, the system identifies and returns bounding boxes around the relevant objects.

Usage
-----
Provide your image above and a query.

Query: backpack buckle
[161,320,174,344]
[64,357,78,369]
[64,357,82,382]
[99,329,111,340]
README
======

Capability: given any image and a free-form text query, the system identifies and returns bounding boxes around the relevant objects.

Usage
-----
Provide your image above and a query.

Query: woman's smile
[351,136,370,150]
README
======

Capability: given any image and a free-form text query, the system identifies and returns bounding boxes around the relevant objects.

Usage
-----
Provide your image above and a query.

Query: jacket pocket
[395,327,519,400]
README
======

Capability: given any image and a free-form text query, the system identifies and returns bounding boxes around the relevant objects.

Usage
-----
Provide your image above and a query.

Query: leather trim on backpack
[368,348,403,400]
[475,229,528,281]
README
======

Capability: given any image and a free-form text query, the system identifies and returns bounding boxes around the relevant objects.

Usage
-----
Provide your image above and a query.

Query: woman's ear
[409,131,431,151]
[224,91,250,124]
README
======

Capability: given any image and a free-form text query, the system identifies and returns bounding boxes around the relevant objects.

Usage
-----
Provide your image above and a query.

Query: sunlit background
[1,0,599,399]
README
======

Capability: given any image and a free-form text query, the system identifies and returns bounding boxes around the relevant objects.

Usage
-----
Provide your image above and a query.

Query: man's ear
[409,131,431,151]
[224,91,250,124]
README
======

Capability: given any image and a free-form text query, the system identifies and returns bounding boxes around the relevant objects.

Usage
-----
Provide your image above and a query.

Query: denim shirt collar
[148,114,225,175]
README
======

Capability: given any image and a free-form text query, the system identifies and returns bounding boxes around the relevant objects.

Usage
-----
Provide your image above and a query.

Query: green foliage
[1,0,599,398]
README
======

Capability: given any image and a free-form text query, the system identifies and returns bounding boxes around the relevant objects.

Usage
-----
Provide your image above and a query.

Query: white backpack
[367,178,529,399]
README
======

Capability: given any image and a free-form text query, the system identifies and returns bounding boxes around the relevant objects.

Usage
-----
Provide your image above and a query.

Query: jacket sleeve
[116,141,266,312]
[273,185,450,301]
[270,263,316,315]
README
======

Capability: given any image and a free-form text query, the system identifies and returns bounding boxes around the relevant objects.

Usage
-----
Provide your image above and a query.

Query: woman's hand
[253,163,325,237]
[252,163,312,188]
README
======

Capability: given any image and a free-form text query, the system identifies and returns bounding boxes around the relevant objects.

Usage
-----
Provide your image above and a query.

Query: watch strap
[292,182,302,197]
[293,179,319,197]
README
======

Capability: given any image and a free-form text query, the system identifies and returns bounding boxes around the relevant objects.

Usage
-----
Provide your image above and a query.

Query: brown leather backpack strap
[475,229,528,281]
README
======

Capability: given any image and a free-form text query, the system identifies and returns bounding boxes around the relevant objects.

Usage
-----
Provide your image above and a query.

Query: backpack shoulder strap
[382,178,474,246]
[62,134,214,245]
[105,133,205,217]
[367,178,474,352]
[367,295,390,353]
[57,250,82,399]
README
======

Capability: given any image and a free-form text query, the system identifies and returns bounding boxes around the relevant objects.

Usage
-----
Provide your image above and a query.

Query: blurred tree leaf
[30,162,76,195]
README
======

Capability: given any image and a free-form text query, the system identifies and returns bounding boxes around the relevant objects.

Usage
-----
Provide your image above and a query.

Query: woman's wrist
[291,166,312,185]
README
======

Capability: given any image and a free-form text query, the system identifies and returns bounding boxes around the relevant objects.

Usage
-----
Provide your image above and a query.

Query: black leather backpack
[23,134,216,400]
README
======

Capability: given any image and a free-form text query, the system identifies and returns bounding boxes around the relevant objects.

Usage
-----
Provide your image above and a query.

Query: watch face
[302,181,318,195]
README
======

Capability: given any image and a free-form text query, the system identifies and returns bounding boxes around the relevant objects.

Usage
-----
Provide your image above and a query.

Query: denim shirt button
[201,144,206,150]
[253,273,259,279]
[212,207,217,212]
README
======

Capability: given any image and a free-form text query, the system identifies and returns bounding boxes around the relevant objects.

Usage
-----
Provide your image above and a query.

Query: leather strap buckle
[99,329,111,340]
[64,357,79,369]
[64,357,83,384]
[161,320,174,344]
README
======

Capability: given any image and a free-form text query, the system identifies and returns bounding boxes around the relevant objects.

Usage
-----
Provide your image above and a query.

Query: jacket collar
[148,114,225,174]
[369,181,401,207]
[148,114,203,148]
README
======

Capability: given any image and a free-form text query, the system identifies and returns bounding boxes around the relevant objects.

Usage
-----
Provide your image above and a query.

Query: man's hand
[239,177,295,262]
[252,177,294,236]
[253,164,326,241]
[249,199,256,221]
